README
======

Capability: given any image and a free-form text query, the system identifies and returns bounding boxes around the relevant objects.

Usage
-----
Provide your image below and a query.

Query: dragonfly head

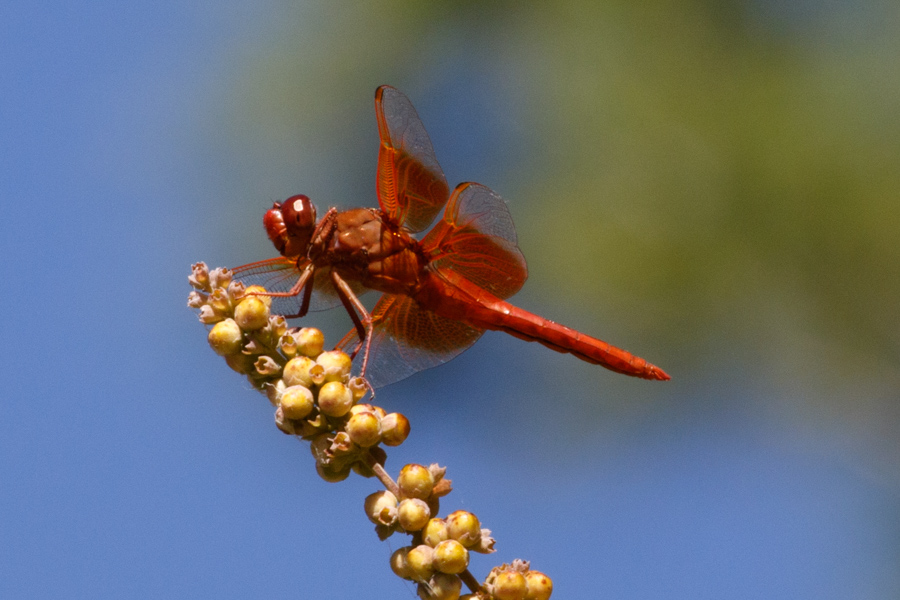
[263,195,317,258]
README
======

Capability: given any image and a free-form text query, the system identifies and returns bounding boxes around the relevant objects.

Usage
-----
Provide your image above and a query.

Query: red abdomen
[415,269,670,381]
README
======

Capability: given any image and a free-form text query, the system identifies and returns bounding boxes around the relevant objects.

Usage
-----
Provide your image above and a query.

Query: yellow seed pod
[492,571,528,600]
[282,356,316,388]
[308,433,332,463]
[315,461,350,483]
[380,412,411,447]
[242,285,272,307]
[233,296,270,331]
[422,518,450,547]
[208,318,242,355]
[418,572,462,600]
[390,547,414,580]
[398,464,434,500]
[317,381,354,417]
[346,411,383,448]
[364,490,398,526]
[433,539,469,575]
[316,350,353,382]
[405,545,435,580]
[446,511,481,548]
[274,406,295,435]
[224,352,254,374]
[398,498,431,532]
[294,327,324,357]
[524,571,553,600]
[350,403,386,420]
[280,385,315,420]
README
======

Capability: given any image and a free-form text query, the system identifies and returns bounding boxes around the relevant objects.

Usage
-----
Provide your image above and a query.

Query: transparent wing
[375,85,450,233]
[337,293,484,389]
[421,182,528,300]
[230,258,367,316]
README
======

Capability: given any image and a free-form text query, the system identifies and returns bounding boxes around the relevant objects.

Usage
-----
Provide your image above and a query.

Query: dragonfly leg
[249,262,315,319]
[330,270,375,378]
[309,207,338,249]
[294,265,314,318]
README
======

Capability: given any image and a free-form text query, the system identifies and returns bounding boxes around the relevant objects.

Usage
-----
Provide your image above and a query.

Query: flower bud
[317,381,354,417]
[446,511,481,548]
[348,377,369,401]
[267,315,288,338]
[233,296,269,330]
[364,490,398,526]
[187,290,207,308]
[279,333,298,357]
[208,288,231,313]
[346,411,383,448]
[254,355,281,376]
[470,529,496,554]
[329,431,354,455]
[398,498,431,532]
[208,266,232,289]
[208,318,242,355]
[198,305,222,324]
[280,385,315,420]
[380,412,410,446]
[398,464,434,500]
[226,280,246,304]
[189,262,211,291]
[524,570,553,600]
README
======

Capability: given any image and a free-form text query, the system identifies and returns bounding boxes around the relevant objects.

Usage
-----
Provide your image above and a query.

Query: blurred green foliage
[215,0,900,476]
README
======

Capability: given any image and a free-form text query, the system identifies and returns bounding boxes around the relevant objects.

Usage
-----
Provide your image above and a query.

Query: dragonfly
[231,85,669,388]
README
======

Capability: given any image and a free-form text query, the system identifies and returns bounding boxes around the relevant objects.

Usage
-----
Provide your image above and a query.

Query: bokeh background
[3,1,899,598]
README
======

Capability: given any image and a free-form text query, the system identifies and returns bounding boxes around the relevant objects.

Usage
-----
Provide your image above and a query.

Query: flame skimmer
[232,85,669,388]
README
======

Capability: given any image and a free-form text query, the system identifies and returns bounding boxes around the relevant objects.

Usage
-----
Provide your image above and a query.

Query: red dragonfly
[232,85,669,388]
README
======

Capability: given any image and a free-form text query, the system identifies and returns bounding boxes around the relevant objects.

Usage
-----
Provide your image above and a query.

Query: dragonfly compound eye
[264,195,317,257]
[282,194,317,233]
